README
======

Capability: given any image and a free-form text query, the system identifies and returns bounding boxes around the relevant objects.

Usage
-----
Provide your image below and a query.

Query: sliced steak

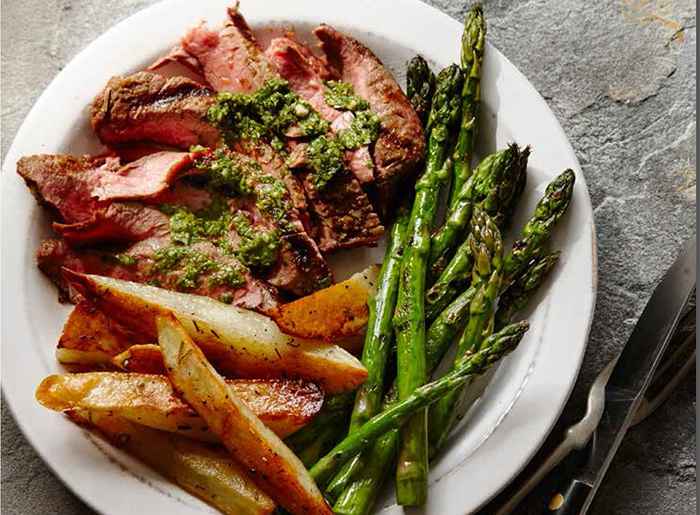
[17,152,200,244]
[177,5,278,93]
[93,150,202,202]
[183,8,383,251]
[20,148,330,298]
[18,154,113,224]
[314,24,425,218]
[37,238,279,313]
[299,170,384,252]
[94,10,385,252]
[265,36,375,185]
[91,72,220,148]
[193,146,332,296]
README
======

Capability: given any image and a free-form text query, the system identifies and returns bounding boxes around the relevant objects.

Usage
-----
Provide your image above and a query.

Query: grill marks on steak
[300,170,384,252]
[200,145,333,296]
[314,24,425,219]
[91,72,220,148]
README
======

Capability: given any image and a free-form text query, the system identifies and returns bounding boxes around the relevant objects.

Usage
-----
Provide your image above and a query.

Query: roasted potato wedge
[56,301,147,368]
[66,271,367,393]
[157,315,333,515]
[271,265,379,344]
[112,344,165,374]
[37,372,322,439]
[68,410,275,515]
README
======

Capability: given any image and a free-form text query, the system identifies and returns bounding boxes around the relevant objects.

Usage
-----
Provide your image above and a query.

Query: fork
[495,296,696,515]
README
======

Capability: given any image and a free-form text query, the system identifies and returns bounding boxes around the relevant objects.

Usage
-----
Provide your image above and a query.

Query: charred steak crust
[300,169,384,252]
[314,24,426,219]
[91,72,220,148]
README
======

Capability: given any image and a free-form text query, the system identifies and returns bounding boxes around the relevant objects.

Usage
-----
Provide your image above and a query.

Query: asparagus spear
[426,252,562,459]
[285,392,353,465]
[325,215,497,500]
[502,169,575,287]
[393,64,463,506]
[332,430,398,515]
[425,234,473,320]
[429,144,527,280]
[324,283,478,501]
[495,251,560,330]
[309,321,529,488]
[323,212,410,502]
[349,210,410,433]
[331,237,565,510]
[449,3,487,208]
[428,209,503,455]
[293,414,349,467]
[407,55,437,128]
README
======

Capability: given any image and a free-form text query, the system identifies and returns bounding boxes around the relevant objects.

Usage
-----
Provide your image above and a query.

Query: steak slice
[178,5,278,93]
[314,24,425,218]
[299,169,384,252]
[17,152,201,244]
[37,238,279,313]
[91,72,220,148]
[264,36,375,186]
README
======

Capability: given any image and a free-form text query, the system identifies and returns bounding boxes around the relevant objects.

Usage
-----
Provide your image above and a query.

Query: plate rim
[1,0,598,513]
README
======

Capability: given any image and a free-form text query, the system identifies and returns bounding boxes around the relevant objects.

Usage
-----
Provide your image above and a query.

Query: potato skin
[68,410,275,515]
[37,372,323,438]
[64,270,367,393]
[157,315,334,515]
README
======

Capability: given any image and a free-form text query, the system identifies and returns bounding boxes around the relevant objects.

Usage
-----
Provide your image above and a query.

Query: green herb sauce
[232,214,280,269]
[207,79,382,191]
[336,110,381,149]
[324,80,370,111]
[194,148,292,231]
[114,253,137,267]
[307,136,345,190]
[207,79,329,151]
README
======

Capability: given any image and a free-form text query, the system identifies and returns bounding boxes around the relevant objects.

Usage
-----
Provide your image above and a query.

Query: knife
[549,237,696,515]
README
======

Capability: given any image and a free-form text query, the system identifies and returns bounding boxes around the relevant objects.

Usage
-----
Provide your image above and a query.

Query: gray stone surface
[1,0,695,514]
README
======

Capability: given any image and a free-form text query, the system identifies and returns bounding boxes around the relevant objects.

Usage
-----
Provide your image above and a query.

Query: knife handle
[547,479,593,515]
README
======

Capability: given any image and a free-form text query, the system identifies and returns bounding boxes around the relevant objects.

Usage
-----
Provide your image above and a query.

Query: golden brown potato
[56,301,147,368]
[112,344,164,374]
[37,372,323,439]
[271,265,379,344]
[65,271,367,393]
[68,410,275,515]
[157,315,333,515]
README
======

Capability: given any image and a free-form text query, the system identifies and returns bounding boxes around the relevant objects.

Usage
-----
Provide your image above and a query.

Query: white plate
[1,1,596,513]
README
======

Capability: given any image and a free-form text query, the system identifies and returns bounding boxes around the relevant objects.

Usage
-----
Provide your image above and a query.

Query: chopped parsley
[337,110,381,149]
[114,253,137,267]
[207,79,382,191]
[194,148,292,230]
[307,136,345,190]
[207,79,329,151]
[324,80,370,111]
[232,214,280,269]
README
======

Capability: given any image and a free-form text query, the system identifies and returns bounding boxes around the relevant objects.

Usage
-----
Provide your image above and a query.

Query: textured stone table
[1,1,695,514]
